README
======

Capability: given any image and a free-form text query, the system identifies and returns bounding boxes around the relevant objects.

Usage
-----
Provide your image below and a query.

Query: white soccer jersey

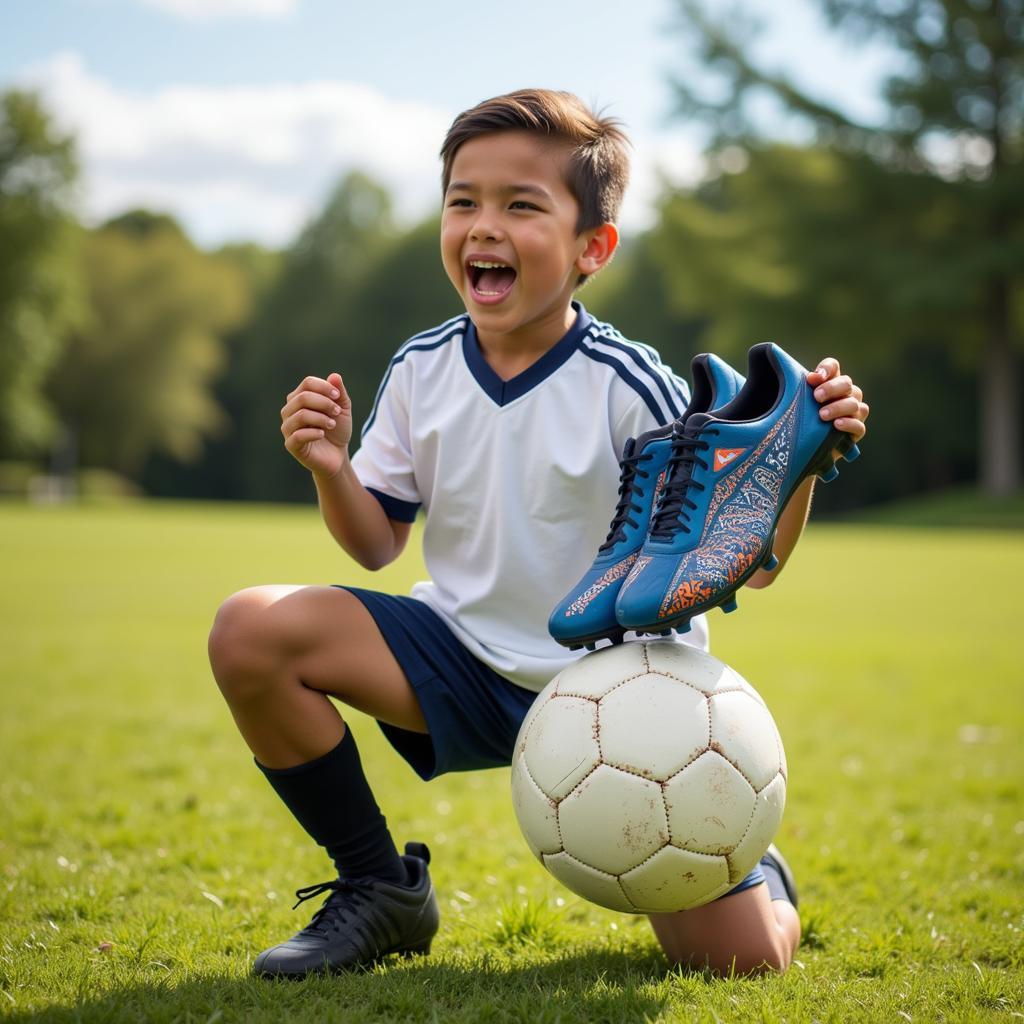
[350,302,709,692]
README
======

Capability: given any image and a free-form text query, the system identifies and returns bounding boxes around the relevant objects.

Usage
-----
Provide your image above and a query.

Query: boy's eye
[510,200,538,210]
[447,198,473,208]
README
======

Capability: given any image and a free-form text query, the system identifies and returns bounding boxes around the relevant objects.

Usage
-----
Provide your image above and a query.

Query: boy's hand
[807,358,869,452]
[281,372,353,479]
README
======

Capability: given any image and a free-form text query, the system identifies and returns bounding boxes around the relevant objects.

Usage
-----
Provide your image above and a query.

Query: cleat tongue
[477,267,516,293]
[676,412,713,440]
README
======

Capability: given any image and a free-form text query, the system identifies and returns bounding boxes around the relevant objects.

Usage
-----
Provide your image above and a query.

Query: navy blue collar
[462,302,593,407]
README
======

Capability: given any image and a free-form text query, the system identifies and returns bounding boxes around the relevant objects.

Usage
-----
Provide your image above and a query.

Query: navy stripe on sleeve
[587,318,692,410]
[367,488,420,523]
[577,341,669,424]
[631,338,691,401]
[361,317,467,438]
[584,328,687,419]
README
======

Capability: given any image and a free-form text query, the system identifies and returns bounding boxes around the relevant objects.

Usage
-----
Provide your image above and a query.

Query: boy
[208,89,869,978]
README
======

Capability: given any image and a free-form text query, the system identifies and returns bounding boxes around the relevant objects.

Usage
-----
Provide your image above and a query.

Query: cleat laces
[598,451,652,553]
[291,879,371,936]
[649,427,719,542]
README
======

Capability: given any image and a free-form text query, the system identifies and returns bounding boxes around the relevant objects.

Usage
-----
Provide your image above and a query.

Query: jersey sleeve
[350,360,421,523]
[609,360,691,456]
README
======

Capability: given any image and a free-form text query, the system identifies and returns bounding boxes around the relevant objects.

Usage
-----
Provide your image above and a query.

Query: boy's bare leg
[208,584,425,768]
[648,884,800,975]
[209,585,443,977]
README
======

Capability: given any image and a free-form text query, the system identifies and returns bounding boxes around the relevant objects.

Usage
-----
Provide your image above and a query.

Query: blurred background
[1,0,1021,519]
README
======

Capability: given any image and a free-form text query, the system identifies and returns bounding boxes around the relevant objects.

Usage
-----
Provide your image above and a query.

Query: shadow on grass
[7,946,716,1024]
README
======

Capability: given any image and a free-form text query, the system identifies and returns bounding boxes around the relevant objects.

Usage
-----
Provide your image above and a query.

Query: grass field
[1,499,1022,1023]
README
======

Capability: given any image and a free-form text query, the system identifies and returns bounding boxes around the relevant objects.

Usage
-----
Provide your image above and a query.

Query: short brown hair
[440,89,630,234]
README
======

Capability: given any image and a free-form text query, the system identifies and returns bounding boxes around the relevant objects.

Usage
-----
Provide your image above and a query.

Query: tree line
[1,0,1020,510]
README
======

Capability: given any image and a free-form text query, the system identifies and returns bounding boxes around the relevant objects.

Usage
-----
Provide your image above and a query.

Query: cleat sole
[556,627,627,652]
[400,941,432,958]
[721,596,738,614]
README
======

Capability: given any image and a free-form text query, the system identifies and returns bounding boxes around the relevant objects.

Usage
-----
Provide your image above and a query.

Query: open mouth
[467,259,517,299]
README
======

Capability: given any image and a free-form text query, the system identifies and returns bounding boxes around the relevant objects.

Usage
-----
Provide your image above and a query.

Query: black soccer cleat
[253,841,440,978]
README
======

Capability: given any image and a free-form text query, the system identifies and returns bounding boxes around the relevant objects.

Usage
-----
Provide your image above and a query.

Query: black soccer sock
[256,729,408,885]
[759,855,794,905]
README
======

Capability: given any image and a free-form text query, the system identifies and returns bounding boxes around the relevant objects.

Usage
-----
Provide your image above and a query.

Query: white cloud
[16,52,704,247]
[19,52,453,246]
[136,0,297,21]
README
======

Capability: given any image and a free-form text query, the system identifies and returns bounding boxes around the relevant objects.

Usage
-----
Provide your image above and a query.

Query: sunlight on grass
[1,500,1022,1022]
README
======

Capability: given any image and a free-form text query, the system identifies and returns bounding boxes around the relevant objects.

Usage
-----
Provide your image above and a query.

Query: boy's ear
[576,222,619,277]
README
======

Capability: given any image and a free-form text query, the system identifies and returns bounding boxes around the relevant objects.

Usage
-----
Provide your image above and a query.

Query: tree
[224,172,404,502]
[670,0,1024,494]
[635,144,979,509]
[0,89,80,459]
[48,211,249,476]
[139,240,284,499]
[147,172,462,503]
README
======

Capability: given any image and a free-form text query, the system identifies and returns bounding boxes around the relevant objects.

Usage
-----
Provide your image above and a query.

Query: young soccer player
[208,89,869,978]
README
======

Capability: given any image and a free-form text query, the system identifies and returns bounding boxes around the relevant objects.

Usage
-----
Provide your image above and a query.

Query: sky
[0,0,900,248]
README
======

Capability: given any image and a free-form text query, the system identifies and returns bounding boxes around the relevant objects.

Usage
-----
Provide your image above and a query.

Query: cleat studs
[677,621,692,634]
[843,443,861,463]
[585,643,597,652]
[660,629,671,637]
[721,596,738,614]
[763,551,779,571]
[818,464,840,483]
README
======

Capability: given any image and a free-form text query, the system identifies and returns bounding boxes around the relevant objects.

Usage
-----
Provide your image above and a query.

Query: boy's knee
[749,937,794,974]
[662,935,791,976]
[682,945,790,977]
[208,587,280,694]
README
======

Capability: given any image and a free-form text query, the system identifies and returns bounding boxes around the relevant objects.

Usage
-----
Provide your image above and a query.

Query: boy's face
[441,131,614,345]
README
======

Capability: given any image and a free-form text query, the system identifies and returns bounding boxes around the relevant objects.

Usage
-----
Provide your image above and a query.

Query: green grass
[1,500,1022,1023]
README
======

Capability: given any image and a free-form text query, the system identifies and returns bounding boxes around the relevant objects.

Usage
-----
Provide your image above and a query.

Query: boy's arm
[745,477,815,588]
[282,371,410,571]
[746,357,869,589]
[313,460,412,571]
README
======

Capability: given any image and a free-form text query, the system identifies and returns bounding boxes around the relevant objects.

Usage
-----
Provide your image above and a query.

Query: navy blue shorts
[339,586,764,898]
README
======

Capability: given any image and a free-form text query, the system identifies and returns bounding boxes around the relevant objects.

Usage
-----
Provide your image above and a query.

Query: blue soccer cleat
[548,353,745,650]
[615,342,860,635]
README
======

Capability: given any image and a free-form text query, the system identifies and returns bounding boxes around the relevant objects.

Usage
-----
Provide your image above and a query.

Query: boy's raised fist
[280,372,353,478]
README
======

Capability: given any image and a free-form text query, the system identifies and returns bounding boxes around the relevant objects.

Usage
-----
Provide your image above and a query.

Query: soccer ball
[510,640,786,913]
